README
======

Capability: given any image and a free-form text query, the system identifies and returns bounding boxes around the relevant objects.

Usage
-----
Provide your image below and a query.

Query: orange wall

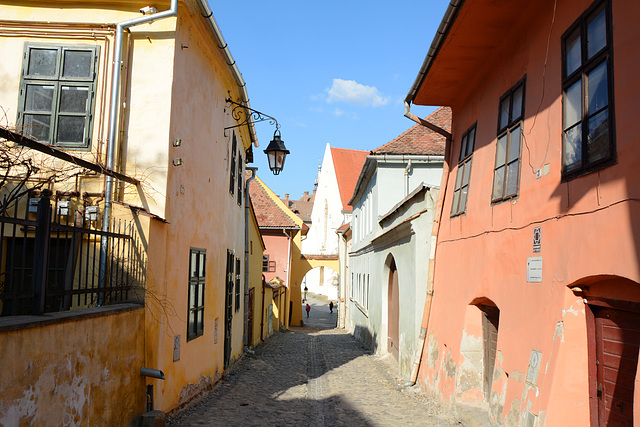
[418,0,640,425]
[0,307,145,426]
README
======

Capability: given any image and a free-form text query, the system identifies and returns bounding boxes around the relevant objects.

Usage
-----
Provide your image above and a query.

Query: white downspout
[100,1,178,290]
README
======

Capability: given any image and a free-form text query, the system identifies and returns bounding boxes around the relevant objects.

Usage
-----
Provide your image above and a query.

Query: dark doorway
[224,250,234,369]
[387,258,399,360]
[247,287,254,346]
[480,304,500,401]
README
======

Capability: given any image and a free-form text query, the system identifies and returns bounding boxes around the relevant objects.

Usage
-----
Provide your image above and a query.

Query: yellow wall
[248,198,265,348]
[0,306,145,426]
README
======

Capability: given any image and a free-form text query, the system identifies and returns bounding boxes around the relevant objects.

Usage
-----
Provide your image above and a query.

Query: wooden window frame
[187,247,206,341]
[17,43,99,150]
[450,124,477,217]
[229,132,237,196]
[561,0,616,181]
[234,257,241,312]
[492,77,526,203]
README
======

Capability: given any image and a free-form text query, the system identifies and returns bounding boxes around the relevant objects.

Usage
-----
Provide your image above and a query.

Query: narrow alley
[167,294,458,426]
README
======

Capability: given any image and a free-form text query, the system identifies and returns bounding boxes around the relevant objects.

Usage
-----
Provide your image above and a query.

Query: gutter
[401,0,463,388]
[244,167,258,352]
[101,0,178,291]
[197,0,258,148]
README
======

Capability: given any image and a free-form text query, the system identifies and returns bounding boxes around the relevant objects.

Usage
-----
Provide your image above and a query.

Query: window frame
[229,132,237,196]
[560,0,616,181]
[450,123,477,217]
[491,77,526,204]
[187,247,206,341]
[17,43,99,150]
[234,257,241,312]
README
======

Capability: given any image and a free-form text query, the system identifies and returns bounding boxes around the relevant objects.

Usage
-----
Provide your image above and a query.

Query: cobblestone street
[168,295,458,426]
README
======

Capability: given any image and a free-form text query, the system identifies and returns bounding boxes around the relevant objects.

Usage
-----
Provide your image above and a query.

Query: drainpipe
[405,129,453,387]
[260,275,266,341]
[404,159,412,197]
[402,0,462,389]
[100,0,178,291]
[282,229,292,329]
[244,167,257,352]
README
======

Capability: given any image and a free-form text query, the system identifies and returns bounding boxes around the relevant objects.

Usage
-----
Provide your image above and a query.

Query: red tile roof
[247,174,298,229]
[371,107,451,156]
[330,147,368,212]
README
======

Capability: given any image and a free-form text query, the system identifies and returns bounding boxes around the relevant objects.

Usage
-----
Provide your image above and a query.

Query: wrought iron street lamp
[263,130,289,175]
[225,98,289,175]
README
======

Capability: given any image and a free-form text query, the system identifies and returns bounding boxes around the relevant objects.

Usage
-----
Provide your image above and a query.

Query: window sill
[350,298,369,318]
[0,303,143,333]
[561,157,617,183]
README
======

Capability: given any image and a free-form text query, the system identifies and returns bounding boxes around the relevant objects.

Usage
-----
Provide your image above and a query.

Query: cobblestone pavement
[168,294,459,426]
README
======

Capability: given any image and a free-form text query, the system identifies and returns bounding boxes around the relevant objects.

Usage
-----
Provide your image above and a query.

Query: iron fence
[0,189,146,316]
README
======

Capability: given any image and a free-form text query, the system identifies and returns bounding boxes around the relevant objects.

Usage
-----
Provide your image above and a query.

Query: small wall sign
[527,256,543,283]
[533,227,541,252]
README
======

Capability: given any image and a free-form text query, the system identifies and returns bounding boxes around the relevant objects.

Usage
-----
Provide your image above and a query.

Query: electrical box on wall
[85,205,99,222]
[57,200,70,216]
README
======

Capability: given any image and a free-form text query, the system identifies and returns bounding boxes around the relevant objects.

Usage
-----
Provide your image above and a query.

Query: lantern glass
[264,131,289,175]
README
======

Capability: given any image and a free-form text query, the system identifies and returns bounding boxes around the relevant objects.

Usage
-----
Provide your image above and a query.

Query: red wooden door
[593,306,640,426]
[387,259,399,360]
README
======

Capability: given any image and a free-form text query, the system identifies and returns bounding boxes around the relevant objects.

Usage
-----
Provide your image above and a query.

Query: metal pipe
[140,367,165,380]
[244,167,257,351]
[99,0,178,293]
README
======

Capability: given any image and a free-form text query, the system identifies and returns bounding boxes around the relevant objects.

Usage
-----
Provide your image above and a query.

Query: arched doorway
[301,266,339,301]
[387,257,399,359]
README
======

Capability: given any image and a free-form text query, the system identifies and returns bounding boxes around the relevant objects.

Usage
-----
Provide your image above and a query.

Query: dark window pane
[564,80,582,128]
[563,125,582,171]
[455,165,464,190]
[23,114,51,141]
[59,86,89,113]
[462,160,471,186]
[188,310,195,329]
[587,108,609,163]
[190,252,198,277]
[587,7,606,59]
[56,116,85,143]
[499,97,509,129]
[25,85,54,112]
[459,186,468,212]
[492,166,505,200]
[565,28,581,76]
[467,127,476,154]
[508,126,521,163]
[451,190,460,215]
[587,61,608,114]
[197,310,203,332]
[27,48,58,76]
[460,135,468,161]
[496,135,507,167]
[506,161,519,196]
[62,50,93,78]
[199,253,206,277]
[512,85,523,121]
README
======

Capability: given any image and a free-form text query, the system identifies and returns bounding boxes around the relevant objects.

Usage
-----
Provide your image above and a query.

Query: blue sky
[210,1,449,199]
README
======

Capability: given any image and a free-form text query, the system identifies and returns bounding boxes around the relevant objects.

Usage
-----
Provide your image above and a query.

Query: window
[451,124,476,216]
[17,43,99,149]
[237,154,243,205]
[262,255,269,272]
[229,133,237,195]
[562,0,614,179]
[187,248,206,341]
[492,78,525,203]
[234,257,241,312]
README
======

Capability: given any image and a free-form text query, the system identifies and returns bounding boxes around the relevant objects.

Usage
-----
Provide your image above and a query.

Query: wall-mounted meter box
[28,198,40,213]
[86,205,100,222]
[57,200,70,216]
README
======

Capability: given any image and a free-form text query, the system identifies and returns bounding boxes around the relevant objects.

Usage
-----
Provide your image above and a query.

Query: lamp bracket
[224,98,280,132]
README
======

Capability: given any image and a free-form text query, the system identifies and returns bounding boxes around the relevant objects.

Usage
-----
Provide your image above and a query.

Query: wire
[522,0,557,175]
[438,197,640,245]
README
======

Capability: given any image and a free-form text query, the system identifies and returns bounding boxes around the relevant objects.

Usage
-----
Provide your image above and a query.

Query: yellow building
[0,0,259,423]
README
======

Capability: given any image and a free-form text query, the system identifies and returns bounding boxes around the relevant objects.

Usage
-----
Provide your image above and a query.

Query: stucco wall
[0,305,145,426]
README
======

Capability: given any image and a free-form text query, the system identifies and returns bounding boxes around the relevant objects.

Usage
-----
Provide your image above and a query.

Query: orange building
[406,0,640,425]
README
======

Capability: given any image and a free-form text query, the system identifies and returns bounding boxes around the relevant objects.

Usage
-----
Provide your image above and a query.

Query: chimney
[284,194,289,205]
[304,191,309,197]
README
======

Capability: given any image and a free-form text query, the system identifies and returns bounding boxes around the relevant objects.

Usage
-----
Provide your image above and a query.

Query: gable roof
[330,147,368,212]
[247,173,300,229]
[282,192,314,223]
[371,107,450,156]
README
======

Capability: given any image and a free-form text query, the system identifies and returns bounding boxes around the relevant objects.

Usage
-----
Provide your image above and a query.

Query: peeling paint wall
[0,307,145,426]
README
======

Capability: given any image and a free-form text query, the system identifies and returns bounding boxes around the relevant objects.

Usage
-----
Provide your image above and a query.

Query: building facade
[406,0,640,425]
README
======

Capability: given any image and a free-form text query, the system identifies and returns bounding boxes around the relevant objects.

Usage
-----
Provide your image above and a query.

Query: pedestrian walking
[329,301,334,313]
[306,303,311,318]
